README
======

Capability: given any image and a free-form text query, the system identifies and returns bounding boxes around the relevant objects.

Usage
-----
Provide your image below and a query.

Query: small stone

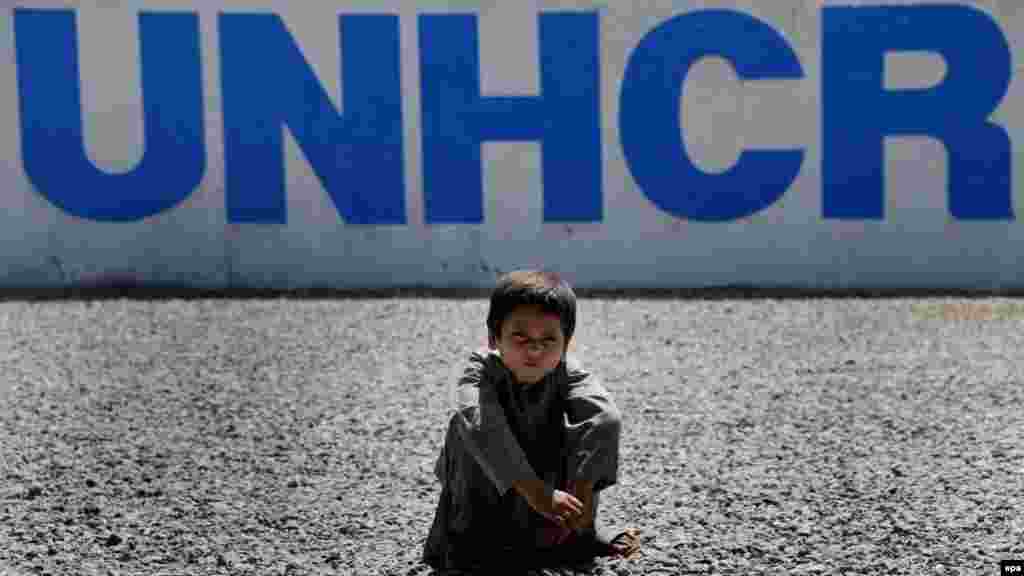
[25,486,43,500]
[103,534,122,547]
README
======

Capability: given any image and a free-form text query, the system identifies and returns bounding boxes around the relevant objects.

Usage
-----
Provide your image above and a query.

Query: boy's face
[488,304,567,386]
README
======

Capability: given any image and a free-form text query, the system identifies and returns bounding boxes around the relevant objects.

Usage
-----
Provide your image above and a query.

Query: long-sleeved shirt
[442,347,622,496]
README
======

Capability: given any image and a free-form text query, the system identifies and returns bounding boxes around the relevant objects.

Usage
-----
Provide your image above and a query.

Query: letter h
[419,12,601,224]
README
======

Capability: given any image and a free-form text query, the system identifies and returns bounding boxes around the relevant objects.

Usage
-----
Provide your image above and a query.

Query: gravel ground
[0,295,1022,575]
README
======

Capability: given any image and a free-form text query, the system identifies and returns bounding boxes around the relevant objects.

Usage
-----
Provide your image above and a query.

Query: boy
[423,270,639,572]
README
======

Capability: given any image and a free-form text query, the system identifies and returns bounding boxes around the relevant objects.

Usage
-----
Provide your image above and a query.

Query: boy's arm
[449,350,543,497]
[450,350,585,524]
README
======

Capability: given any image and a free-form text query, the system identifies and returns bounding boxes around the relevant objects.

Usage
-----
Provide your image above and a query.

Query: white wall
[3,1,1024,289]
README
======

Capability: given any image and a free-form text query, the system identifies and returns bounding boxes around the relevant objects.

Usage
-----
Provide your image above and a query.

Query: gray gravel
[1,296,1022,575]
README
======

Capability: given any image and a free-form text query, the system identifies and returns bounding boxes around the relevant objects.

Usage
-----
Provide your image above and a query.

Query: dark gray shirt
[445,347,622,495]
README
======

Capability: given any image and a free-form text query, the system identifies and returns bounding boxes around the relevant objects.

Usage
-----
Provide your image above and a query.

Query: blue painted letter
[220,14,404,224]
[419,13,601,223]
[823,6,1012,220]
[15,9,204,222]
[620,10,804,222]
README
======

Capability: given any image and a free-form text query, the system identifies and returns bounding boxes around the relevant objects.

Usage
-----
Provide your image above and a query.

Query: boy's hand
[547,489,585,527]
[565,480,595,533]
[513,479,584,528]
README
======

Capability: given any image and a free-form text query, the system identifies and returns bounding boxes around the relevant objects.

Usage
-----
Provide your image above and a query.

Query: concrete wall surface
[3,1,1024,289]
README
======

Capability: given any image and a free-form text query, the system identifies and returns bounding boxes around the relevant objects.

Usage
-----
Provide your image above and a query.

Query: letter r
[823,5,1012,220]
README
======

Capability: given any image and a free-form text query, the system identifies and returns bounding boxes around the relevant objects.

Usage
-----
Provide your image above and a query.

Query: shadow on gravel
[3,284,1024,302]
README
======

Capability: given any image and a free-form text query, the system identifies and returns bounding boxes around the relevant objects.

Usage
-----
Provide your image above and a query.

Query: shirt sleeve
[449,348,540,496]
[561,356,622,492]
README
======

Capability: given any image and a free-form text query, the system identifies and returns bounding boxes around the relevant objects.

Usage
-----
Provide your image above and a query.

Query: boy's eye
[511,334,557,348]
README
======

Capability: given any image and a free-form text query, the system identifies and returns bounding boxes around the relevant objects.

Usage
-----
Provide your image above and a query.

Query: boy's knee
[594,405,622,440]
[564,404,621,454]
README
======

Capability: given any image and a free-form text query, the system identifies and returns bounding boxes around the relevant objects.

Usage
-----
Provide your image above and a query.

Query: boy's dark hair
[487,269,576,346]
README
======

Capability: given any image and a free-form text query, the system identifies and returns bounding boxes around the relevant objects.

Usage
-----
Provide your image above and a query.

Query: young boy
[423,270,639,572]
